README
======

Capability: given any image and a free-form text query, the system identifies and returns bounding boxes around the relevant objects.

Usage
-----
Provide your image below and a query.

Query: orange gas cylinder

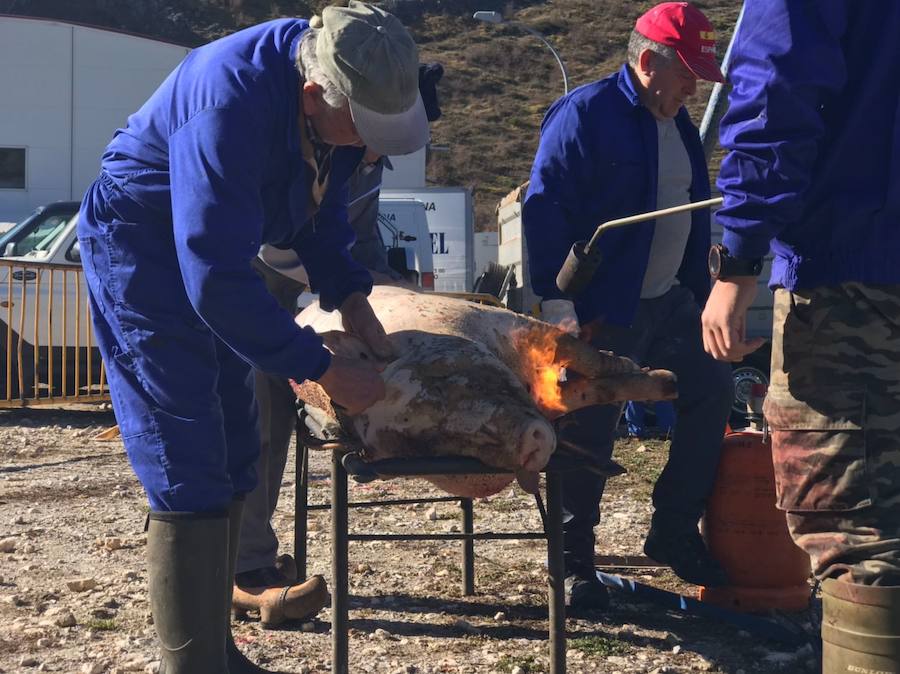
[699,391,811,612]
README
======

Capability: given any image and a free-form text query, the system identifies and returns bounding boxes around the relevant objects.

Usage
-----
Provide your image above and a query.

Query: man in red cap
[524,2,731,610]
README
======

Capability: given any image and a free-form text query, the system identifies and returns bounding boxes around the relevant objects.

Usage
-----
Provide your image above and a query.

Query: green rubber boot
[822,579,900,674]
[148,511,230,674]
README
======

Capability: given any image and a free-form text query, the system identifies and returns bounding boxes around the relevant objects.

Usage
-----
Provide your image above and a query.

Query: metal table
[292,416,622,674]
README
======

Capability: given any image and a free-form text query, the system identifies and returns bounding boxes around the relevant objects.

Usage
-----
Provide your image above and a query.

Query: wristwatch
[708,244,763,280]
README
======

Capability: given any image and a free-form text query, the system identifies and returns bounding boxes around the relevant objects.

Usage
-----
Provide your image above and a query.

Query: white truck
[0,197,434,404]
[381,187,475,293]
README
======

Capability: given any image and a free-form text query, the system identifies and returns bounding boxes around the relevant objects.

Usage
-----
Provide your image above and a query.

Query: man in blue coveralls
[77,3,428,671]
[523,2,733,610]
[704,2,900,670]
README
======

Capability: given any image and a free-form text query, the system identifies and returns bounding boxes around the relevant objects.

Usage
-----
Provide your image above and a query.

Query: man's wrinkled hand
[339,291,395,360]
[701,277,766,361]
[315,355,386,416]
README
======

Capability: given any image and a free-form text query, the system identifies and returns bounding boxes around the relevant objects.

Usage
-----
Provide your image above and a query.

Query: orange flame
[513,327,569,415]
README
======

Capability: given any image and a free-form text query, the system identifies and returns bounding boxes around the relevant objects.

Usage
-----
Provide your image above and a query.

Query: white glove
[540,299,579,336]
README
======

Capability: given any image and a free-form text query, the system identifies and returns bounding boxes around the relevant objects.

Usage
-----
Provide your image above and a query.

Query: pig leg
[553,332,640,377]
[554,370,677,419]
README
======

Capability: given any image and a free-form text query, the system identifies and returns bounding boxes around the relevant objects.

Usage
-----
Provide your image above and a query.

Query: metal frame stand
[293,420,591,674]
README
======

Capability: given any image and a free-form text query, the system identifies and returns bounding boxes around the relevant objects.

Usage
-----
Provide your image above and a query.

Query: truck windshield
[0,207,78,258]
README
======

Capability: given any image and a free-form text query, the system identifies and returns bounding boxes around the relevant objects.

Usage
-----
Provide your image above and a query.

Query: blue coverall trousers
[78,173,259,513]
[557,285,732,573]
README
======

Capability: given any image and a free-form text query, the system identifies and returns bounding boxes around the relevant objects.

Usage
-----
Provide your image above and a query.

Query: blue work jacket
[717,0,900,290]
[98,19,368,382]
[523,64,712,327]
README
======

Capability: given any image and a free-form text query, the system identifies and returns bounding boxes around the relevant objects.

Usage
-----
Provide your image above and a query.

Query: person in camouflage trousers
[765,284,900,585]
[701,1,900,671]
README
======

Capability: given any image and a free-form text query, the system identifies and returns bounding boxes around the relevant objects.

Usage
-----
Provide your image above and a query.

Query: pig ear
[319,330,378,363]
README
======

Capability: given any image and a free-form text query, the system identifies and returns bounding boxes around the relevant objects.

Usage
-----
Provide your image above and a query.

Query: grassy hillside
[2,0,742,229]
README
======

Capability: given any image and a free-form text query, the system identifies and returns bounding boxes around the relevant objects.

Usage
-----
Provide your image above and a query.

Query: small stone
[104,537,123,551]
[37,638,53,648]
[19,655,40,667]
[374,628,392,639]
[511,667,525,674]
[81,663,104,674]
[453,618,477,633]
[66,578,98,592]
[0,537,17,553]
[425,507,438,521]
[54,610,77,627]
[301,621,315,632]
[672,645,682,655]
[493,611,506,621]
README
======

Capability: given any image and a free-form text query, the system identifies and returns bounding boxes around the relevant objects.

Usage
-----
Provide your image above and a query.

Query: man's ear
[302,81,323,115]
[638,48,655,76]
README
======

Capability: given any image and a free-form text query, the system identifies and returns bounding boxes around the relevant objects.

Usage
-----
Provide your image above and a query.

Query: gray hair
[296,29,349,111]
[627,30,677,69]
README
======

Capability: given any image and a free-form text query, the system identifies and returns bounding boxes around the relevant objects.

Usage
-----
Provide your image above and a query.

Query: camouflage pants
[764,283,900,586]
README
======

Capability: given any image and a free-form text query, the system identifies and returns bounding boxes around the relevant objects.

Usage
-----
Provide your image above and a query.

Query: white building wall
[0,17,189,222]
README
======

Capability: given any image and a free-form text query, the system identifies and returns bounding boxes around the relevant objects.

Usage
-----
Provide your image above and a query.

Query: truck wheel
[730,346,771,428]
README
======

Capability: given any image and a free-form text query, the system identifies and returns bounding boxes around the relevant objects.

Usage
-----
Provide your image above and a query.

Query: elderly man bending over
[76,3,427,672]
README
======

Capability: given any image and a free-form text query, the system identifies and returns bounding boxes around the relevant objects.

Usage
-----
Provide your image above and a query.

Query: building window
[0,148,26,189]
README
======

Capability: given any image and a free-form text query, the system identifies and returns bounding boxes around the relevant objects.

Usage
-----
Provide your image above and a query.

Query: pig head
[294,287,676,497]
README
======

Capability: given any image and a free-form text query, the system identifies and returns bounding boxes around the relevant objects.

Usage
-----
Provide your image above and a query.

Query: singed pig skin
[295,287,676,497]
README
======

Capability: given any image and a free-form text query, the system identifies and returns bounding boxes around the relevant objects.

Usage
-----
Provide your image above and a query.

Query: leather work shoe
[233,566,329,628]
[643,516,729,588]
[564,572,610,612]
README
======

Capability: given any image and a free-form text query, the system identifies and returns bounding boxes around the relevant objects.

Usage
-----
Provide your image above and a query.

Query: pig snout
[518,417,556,472]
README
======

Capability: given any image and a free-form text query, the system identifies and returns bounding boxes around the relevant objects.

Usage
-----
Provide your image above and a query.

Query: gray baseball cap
[317,1,429,156]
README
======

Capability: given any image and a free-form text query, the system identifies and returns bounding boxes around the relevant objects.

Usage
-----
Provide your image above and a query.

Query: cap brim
[349,91,430,156]
[677,51,725,83]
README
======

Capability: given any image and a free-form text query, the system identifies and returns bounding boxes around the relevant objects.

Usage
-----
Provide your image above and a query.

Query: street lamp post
[473,10,569,96]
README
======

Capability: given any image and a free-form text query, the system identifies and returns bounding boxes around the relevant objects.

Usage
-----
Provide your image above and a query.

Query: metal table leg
[461,498,475,596]
[546,471,566,674]
[294,422,309,582]
[332,451,349,674]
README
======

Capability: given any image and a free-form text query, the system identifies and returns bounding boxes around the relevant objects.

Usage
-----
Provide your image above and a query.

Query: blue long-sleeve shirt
[523,65,712,327]
[98,19,370,382]
[717,0,900,290]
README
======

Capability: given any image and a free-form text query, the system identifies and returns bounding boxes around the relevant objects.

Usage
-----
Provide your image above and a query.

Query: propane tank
[699,384,811,612]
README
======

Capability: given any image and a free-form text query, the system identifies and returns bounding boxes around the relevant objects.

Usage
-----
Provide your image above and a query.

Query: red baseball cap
[635,2,725,83]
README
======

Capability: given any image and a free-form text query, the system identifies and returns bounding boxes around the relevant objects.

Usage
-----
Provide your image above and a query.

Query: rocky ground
[0,405,821,673]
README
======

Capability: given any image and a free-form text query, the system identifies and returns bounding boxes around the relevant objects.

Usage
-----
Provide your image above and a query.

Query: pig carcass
[294,287,676,497]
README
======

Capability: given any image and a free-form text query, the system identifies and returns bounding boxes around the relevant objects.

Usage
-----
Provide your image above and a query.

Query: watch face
[708,245,722,278]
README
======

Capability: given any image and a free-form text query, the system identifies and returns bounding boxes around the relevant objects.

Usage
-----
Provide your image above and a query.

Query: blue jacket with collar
[716,0,900,290]
[94,19,369,383]
[523,64,712,327]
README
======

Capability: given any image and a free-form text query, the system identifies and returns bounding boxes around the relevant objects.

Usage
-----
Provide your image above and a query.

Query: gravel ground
[0,405,821,673]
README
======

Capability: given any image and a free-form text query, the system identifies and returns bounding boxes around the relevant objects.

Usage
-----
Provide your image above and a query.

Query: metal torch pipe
[585,196,723,252]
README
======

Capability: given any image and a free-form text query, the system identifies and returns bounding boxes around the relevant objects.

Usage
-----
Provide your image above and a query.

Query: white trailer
[381,187,474,293]
[0,16,190,222]
[496,183,540,315]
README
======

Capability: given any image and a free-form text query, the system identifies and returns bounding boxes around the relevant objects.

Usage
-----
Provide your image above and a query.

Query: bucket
[822,579,900,674]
